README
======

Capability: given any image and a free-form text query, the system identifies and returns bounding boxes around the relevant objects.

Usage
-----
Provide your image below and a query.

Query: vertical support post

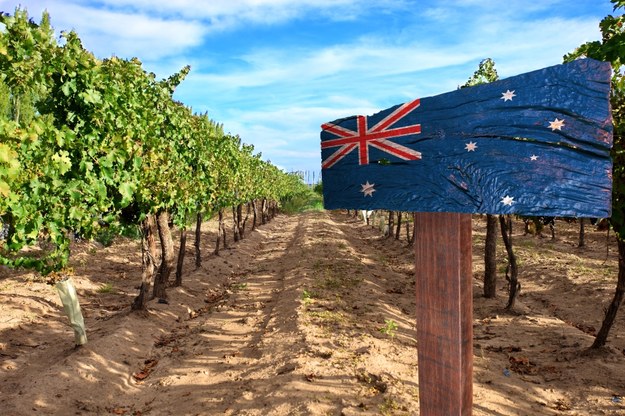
[414,212,473,415]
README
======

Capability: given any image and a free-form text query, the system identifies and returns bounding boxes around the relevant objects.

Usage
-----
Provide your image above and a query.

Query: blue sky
[2,0,615,178]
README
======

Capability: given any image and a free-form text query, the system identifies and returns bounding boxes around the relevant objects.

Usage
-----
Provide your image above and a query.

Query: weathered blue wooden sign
[320,58,612,217]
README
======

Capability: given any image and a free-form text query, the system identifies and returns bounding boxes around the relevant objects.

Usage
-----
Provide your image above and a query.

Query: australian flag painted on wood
[320,58,613,217]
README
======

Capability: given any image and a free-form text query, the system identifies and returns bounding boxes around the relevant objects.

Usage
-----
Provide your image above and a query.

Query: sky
[1,0,616,179]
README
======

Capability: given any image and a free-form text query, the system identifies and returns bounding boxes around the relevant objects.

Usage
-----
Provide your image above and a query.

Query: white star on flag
[501,90,516,101]
[465,141,478,152]
[530,155,539,161]
[361,181,376,197]
[501,195,515,206]
[549,118,565,131]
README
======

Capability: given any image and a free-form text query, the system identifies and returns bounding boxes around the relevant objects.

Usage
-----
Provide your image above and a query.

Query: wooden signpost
[320,58,613,415]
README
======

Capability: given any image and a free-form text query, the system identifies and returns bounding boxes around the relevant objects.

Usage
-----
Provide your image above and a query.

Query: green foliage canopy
[0,8,310,274]
[564,0,625,237]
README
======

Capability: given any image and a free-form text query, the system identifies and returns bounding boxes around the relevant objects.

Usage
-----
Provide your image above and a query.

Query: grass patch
[281,191,324,214]
[517,239,536,248]
[307,310,347,325]
[313,263,363,291]
[96,283,115,294]
[232,282,248,291]
[379,397,403,415]
[301,288,318,305]
[323,274,363,290]
[570,263,615,280]
[322,276,343,289]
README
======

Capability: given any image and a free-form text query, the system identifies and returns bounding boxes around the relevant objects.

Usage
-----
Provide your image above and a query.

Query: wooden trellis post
[414,212,473,414]
[320,59,612,415]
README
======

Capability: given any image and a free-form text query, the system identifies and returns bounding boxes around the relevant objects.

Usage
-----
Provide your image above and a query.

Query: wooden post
[414,212,473,415]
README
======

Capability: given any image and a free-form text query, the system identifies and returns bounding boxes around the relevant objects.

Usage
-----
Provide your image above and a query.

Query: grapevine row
[0,9,311,309]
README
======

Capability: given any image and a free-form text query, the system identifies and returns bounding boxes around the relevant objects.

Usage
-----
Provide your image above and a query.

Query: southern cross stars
[501,90,516,101]
[530,155,539,161]
[501,195,515,206]
[361,181,376,197]
[549,118,565,131]
[500,88,565,132]
[465,141,478,152]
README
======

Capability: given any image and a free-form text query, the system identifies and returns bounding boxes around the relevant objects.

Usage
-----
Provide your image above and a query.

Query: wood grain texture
[321,58,612,217]
[414,212,473,415]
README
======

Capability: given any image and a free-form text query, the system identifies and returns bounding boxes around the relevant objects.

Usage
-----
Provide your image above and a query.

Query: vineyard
[4,5,625,416]
[1,211,625,415]
[0,9,312,310]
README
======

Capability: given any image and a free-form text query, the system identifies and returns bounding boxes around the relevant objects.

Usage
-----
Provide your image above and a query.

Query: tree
[565,0,625,347]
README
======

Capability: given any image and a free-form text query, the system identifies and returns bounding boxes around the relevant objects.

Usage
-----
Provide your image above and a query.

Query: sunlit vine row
[0,8,310,280]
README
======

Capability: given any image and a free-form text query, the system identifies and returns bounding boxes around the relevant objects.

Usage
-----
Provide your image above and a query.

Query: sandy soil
[1,210,625,415]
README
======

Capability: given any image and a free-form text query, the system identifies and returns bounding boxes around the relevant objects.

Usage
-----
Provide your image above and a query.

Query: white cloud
[96,0,407,23]
[182,41,473,97]
[185,10,603,172]
[12,1,207,60]
[177,15,599,116]
[215,105,340,171]
[464,17,602,77]
[10,0,412,31]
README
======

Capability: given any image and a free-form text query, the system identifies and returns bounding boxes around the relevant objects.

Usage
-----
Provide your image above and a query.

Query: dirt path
[2,210,625,415]
[134,211,421,415]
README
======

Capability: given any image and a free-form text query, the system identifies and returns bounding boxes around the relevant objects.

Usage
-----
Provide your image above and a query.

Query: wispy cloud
[179,12,601,108]
[17,1,206,60]
[174,4,604,171]
[221,106,328,171]
[95,0,411,26]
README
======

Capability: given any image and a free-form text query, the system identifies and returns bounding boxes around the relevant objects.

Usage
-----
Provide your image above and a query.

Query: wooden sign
[320,58,613,416]
[321,58,612,218]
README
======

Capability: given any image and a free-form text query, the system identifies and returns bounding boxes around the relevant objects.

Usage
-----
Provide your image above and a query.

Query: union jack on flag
[320,58,613,218]
[321,99,423,168]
